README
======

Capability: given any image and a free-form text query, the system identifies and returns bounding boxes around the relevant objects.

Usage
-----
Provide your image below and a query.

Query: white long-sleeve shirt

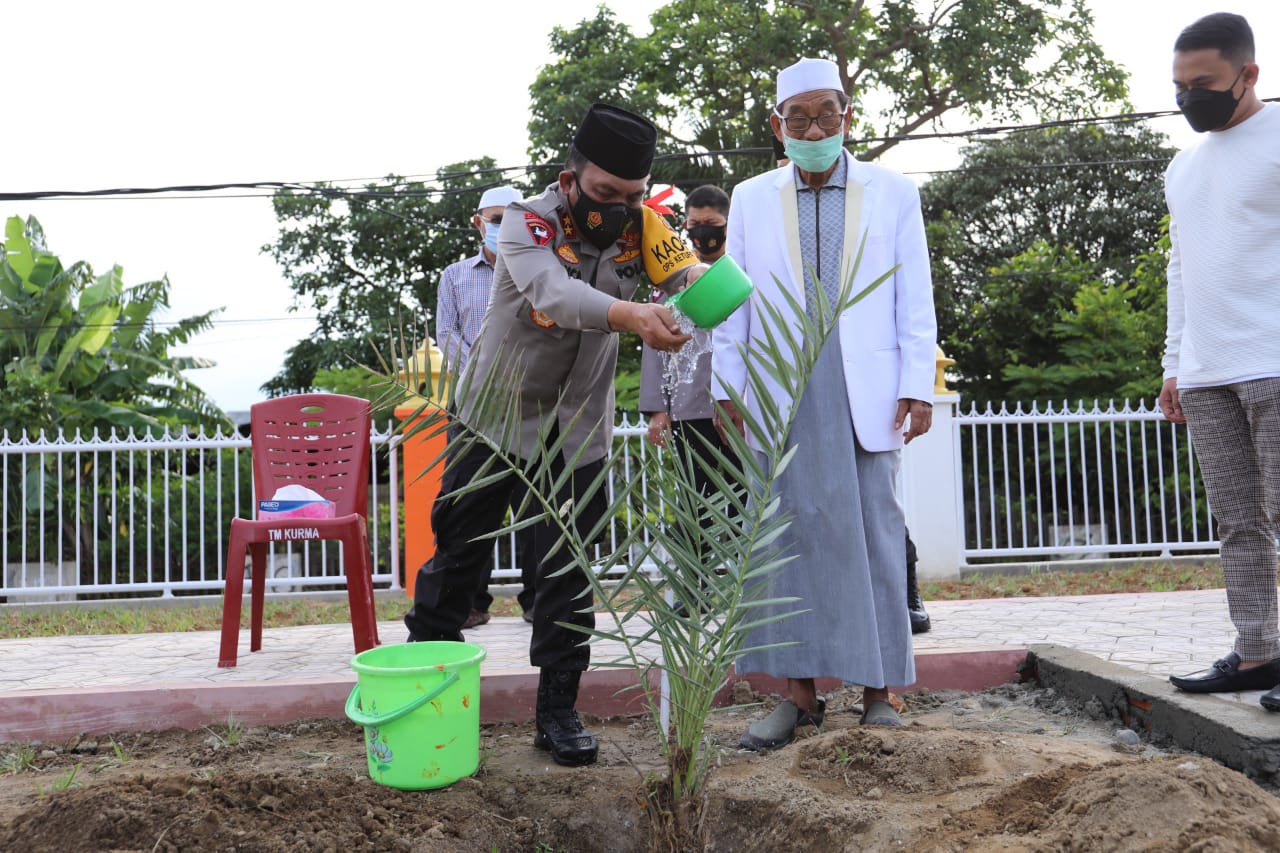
[1163,102,1280,388]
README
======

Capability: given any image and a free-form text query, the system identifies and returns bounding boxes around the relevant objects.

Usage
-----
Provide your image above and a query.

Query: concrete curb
[0,648,1028,742]
[1023,643,1280,783]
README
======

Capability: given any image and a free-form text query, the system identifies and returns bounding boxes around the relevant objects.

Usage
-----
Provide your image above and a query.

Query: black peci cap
[572,103,657,180]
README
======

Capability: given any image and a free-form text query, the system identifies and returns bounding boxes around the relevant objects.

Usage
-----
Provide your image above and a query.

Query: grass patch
[0,596,427,639]
[924,561,1224,600]
[1,743,36,775]
[35,764,82,796]
[0,563,1224,638]
[204,715,245,748]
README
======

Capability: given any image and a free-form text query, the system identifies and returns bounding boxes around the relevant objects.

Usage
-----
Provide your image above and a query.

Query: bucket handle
[344,671,461,728]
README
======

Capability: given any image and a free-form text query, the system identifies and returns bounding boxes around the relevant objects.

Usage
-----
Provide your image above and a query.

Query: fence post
[902,347,963,580]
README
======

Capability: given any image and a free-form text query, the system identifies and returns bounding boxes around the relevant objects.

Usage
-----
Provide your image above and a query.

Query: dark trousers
[673,418,739,510]
[404,437,606,671]
[669,418,740,579]
[473,478,539,614]
[442,417,538,614]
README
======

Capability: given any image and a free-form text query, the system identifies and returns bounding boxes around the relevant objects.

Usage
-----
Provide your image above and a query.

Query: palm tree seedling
[375,241,892,849]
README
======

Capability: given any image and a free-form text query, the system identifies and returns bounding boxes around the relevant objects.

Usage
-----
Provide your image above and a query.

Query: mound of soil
[2,682,1277,852]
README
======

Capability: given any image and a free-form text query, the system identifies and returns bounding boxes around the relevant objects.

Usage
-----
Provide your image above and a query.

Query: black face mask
[1177,67,1245,133]
[570,175,638,250]
[686,223,726,257]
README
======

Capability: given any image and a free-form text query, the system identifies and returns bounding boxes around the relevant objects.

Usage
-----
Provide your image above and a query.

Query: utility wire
[9,102,1270,204]
[7,101,1263,337]
[0,315,321,334]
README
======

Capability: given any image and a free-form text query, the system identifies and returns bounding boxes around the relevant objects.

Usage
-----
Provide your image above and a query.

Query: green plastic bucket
[345,641,487,790]
[667,254,754,329]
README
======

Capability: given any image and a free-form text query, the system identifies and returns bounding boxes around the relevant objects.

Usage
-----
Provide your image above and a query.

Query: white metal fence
[0,419,668,603]
[955,399,1213,562]
[1,402,1218,602]
[1,424,400,601]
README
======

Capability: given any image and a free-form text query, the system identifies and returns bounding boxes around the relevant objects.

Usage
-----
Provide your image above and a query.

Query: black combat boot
[906,532,931,634]
[533,669,598,767]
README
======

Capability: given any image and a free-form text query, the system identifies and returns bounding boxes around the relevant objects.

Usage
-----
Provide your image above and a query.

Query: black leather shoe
[461,609,490,630]
[1170,652,1280,693]
[533,669,597,766]
[1262,685,1280,712]
[909,606,931,635]
[906,548,931,634]
[534,709,598,766]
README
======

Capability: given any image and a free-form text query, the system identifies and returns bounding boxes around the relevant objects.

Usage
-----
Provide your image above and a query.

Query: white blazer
[712,151,937,453]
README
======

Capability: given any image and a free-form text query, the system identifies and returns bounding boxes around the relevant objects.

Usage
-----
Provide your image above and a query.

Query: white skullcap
[477,186,522,211]
[776,58,844,107]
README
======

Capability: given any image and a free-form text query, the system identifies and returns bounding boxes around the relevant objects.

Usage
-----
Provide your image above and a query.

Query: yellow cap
[641,205,698,287]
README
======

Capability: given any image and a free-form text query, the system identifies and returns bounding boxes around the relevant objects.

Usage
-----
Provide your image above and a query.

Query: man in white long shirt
[1159,13,1280,711]
[714,58,936,747]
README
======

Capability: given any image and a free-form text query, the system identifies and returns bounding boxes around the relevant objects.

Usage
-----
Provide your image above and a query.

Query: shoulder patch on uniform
[531,308,557,329]
[613,247,640,263]
[525,213,554,246]
[557,244,579,265]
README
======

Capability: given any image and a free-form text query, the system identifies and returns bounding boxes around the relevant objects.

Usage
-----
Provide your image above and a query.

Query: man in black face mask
[638,185,737,615]
[405,103,706,768]
[681,184,730,264]
[640,185,730,454]
[1160,13,1280,713]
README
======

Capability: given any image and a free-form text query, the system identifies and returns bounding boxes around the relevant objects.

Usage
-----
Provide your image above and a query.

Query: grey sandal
[740,698,826,751]
[860,699,903,727]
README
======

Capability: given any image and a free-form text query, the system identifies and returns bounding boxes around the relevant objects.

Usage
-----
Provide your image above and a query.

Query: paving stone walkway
[0,588,1247,694]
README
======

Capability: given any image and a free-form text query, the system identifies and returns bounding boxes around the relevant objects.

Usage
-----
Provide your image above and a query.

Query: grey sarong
[735,333,915,688]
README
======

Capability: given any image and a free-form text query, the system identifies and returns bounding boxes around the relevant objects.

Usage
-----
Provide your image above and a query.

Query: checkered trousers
[1180,378,1280,660]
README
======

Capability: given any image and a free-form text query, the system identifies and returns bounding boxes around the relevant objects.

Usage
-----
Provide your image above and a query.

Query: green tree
[0,215,226,436]
[921,123,1176,403]
[1002,222,1170,404]
[527,0,1128,185]
[262,160,520,394]
[1,215,228,577]
[956,222,1196,560]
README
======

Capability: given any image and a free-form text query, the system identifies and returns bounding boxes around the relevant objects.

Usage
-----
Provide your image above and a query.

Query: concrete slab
[1025,643,1280,784]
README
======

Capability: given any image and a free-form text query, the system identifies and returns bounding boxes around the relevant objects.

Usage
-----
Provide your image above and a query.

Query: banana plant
[2,215,230,579]
[1,215,227,436]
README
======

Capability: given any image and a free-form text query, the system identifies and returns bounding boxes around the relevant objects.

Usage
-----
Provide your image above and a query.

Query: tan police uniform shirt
[458,183,690,465]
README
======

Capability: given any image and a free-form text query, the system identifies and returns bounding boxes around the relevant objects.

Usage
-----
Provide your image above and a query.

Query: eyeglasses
[774,110,845,133]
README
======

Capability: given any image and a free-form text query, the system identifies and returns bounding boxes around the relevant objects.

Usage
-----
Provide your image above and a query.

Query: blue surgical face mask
[482,219,500,255]
[783,133,845,172]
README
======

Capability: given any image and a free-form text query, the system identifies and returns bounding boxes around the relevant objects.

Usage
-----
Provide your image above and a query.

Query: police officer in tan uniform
[405,103,705,767]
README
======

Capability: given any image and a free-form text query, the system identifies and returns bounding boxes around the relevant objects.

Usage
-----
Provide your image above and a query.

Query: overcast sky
[3,1,1276,413]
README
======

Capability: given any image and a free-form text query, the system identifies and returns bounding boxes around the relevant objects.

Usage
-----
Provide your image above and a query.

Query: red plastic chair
[218,393,381,667]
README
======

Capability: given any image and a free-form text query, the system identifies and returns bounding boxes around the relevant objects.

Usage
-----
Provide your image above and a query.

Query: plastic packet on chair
[258,484,336,520]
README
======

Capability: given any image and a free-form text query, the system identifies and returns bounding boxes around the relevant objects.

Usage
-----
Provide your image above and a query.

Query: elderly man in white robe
[713,57,937,748]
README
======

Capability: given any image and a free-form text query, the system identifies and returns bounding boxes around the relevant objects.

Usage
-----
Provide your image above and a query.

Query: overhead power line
[0,315,320,335]
[7,101,1272,205]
